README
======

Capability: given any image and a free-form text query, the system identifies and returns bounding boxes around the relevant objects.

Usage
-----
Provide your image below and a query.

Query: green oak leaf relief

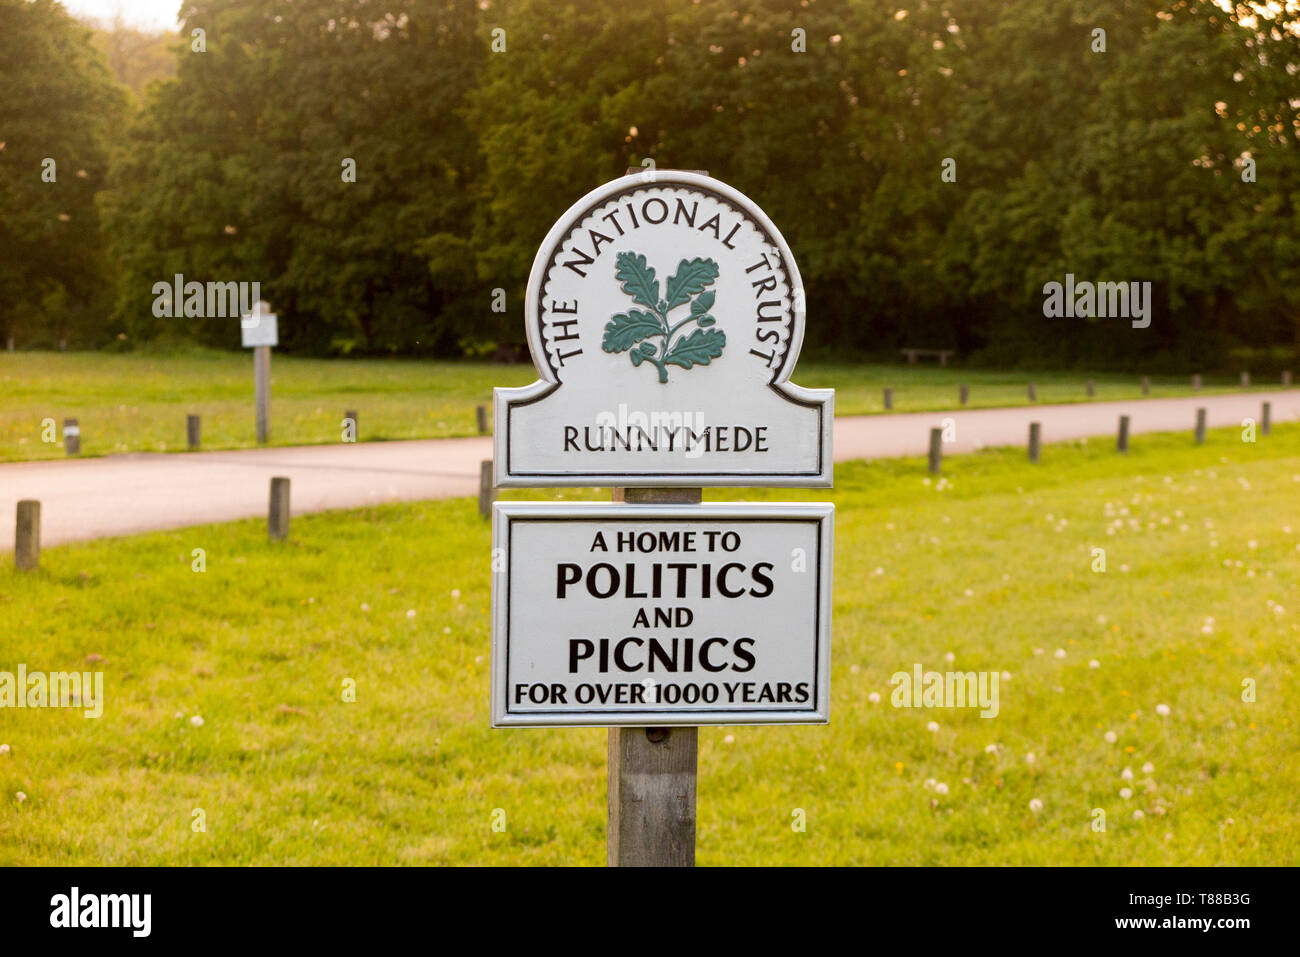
[601,251,724,383]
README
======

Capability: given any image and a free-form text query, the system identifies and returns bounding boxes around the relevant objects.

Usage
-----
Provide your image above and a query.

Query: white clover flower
[944,651,956,662]
[1104,731,1117,743]
[406,609,416,619]
[723,734,735,744]
[849,664,860,674]
[1142,762,1155,774]
[984,743,1000,754]
[1156,704,1171,716]
[1054,648,1066,659]
[1121,767,1134,781]
[867,692,881,704]
[1033,648,1044,655]
[15,792,26,803]
[1029,798,1043,814]
[1089,659,1100,669]
[935,782,949,796]
[451,588,461,599]
[1001,671,1012,681]
[1133,810,1145,820]
[1025,752,1036,764]
[0,744,9,755]
[927,721,940,733]
[361,603,370,612]
[1120,787,1133,799]
[924,778,936,789]
[190,715,204,727]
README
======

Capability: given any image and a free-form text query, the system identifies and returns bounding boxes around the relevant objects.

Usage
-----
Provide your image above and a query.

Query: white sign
[494,171,833,488]
[491,502,833,727]
[240,301,278,347]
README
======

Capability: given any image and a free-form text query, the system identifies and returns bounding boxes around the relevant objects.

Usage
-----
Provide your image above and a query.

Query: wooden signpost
[241,301,278,444]
[491,170,834,866]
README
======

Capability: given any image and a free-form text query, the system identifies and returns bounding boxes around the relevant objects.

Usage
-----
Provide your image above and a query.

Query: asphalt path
[1,390,1295,548]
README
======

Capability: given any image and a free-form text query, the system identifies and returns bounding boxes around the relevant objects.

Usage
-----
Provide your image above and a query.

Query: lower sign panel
[491,502,833,727]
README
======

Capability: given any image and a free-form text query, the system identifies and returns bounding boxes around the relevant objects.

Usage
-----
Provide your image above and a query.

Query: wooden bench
[900,348,955,367]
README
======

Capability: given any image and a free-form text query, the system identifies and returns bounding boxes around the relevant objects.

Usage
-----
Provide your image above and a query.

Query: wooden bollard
[1192,373,1202,391]
[187,414,201,450]
[268,477,290,541]
[1086,379,1096,398]
[479,460,495,518]
[883,387,893,411]
[959,384,969,406]
[1117,415,1130,453]
[1027,382,1037,402]
[1241,371,1251,389]
[1261,401,1271,435]
[15,500,40,571]
[254,344,271,444]
[1195,408,1207,445]
[1141,375,1150,396]
[928,428,942,475]
[1283,371,1292,388]
[63,417,80,455]
[476,405,489,435]
[1028,422,1042,464]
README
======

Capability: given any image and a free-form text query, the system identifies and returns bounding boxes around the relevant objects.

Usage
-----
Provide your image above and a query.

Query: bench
[900,348,955,367]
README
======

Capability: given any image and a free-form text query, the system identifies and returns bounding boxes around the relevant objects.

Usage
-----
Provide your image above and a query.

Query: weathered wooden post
[187,414,201,450]
[15,500,40,571]
[1086,379,1095,398]
[1261,402,1271,436]
[1141,375,1150,396]
[63,418,80,456]
[476,405,489,435]
[1241,371,1251,389]
[1027,382,1037,402]
[1195,408,1207,444]
[928,427,942,474]
[883,387,893,411]
[1028,422,1042,463]
[268,476,290,541]
[241,301,278,445]
[490,170,834,869]
[1117,415,1130,453]
[1283,371,1292,388]
[959,384,968,406]
[478,460,495,518]
[1192,373,1202,392]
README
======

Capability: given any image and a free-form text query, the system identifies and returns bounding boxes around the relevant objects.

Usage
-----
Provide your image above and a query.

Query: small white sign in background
[240,301,278,348]
[492,502,833,727]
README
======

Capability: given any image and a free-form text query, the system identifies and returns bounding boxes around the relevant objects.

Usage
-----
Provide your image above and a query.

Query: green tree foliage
[0,0,125,347]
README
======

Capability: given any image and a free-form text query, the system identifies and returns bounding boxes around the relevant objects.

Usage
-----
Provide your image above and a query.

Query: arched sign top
[496,171,832,488]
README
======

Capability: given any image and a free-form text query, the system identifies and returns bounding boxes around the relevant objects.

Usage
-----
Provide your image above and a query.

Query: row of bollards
[926,402,1275,473]
[887,371,1292,411]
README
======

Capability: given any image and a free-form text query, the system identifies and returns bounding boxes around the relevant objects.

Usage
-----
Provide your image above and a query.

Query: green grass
[2,350,1281,461]
[2,423,1297,864]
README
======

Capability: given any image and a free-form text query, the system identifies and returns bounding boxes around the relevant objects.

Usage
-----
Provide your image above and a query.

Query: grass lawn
[1,423,1296,865]
[1,350,1283,462]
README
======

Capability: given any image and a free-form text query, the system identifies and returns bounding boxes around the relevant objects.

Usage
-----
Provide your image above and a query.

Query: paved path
[1,391,1295,548]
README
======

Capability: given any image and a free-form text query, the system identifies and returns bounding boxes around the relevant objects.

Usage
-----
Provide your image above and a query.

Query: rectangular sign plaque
[491,502,833,727]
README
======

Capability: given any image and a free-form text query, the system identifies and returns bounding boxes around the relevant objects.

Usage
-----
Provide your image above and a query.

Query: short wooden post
[1141,375,1150,396]
[1086,379,1096,398]
[928,428,942,474]
[63,417,80,455]
[187,414,201,450]
[608,485,700,868]
[883,387,893,411]
[959,384,968,406]
[268,476,290,541]
[478,460,495,519]
[1192,373,1202,392]
[1283,371,1292,388]
[1027,382,1037,402]
[1195,408,1207,445]
[1241,371,1251,389]
[1261,402,1271,435]
[254,344,271,444]
[476,405,489,435]
[5,337,13,352]
[1028,422,1042,464]
[1117,415,1130,453]
[15,500,40,571]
